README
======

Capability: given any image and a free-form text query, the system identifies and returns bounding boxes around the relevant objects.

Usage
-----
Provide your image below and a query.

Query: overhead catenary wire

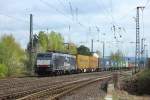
[40,0,69,18]
[0,13,43,30]
[96,0,127,42]
[57,0,68,11]
[40,0,104,47]
[145,0,150,7]
[75,7,78,22]
[69,1,74,21]
[110,0,114,24]
[0,13,28,24]
[118,7,136,21]
[95,0,112,22]
[41,0,95,37]
[95,0,122,44]
[39,0,90,31]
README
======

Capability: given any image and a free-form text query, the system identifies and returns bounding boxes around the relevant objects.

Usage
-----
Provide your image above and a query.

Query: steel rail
[17,74,112,100]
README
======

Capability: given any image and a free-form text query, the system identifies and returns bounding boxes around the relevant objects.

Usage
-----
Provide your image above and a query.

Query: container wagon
[89,56,99,72]
[76,55,89,72]
[76,55,99,73]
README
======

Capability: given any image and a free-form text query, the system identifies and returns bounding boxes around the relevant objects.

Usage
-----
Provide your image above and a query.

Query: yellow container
[76,55,89,69]
[89,56,98,69]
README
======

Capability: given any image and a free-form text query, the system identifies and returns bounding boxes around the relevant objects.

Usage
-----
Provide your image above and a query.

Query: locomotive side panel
[53,53,76,71]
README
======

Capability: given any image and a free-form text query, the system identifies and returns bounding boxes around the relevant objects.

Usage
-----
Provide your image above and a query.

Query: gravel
[60,81,106,100]
[0,72,110,98]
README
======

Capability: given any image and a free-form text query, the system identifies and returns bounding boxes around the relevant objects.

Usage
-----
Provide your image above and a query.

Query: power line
[0,12,45,30]
[75,7,78,22]
[69,1,74,21]
[57,0,67,10]
[40,0,67,17]
[95,0,112,22]
[118,7,136,21]
[95,0,121,41]
[39,0,88,30]
[0,13,28,23]
[110,0,114,23]
[145,0,150,7]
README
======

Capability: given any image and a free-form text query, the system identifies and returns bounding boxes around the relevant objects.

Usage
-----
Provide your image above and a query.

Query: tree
[110,50,124,68]
[0,34,25,77]
[47,31,65,51]
[38,31,48,51]
[67,43,77,54]
[37,31,66,52]
[77,45,92,56]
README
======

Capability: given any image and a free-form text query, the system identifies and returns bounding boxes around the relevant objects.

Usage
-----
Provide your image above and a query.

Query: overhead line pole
[102,41,105,68]
[29,14,33,75]
[141,38,145,68]
[91,39,94,53]
[135,6,145,73]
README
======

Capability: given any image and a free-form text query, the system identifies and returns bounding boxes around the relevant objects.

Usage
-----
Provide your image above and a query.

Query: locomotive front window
[37,53,52,60]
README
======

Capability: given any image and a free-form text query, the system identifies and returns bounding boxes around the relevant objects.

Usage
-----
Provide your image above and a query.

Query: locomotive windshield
[37,53,52,60]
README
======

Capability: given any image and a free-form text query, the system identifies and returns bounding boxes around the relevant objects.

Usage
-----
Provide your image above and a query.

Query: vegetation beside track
[0,32,78,78]
[0,35,26,78]
[123,69,150,95]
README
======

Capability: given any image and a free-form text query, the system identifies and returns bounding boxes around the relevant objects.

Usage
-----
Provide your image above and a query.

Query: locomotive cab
[35,53,53,75]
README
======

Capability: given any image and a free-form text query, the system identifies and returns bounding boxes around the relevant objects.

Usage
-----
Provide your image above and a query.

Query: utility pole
[30,14,33,50]
[135,6,145,73]
[91,39,94,53]
[29,14,33,75]
[47,28,49,34]
[144,44,147,68]
[102,33,106,69]
[102,41,105,68]
[141,38,145,68]
[68,25,71,42]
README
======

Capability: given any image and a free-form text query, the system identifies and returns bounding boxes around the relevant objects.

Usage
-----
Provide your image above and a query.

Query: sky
[0,0,150,57]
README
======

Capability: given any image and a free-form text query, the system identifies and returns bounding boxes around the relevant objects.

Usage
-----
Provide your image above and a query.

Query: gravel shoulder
[60,81,106,100]
[0,72,110,98]
[113,90,150,100]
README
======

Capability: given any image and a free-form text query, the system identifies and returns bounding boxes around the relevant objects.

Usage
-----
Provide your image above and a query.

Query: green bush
[0,34,26,77]
[0,64,7,78]
[123,69,150,95]
[137,69,150,94]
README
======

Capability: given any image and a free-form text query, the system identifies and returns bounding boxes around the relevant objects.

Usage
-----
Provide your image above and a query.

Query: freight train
[35,51,100,75]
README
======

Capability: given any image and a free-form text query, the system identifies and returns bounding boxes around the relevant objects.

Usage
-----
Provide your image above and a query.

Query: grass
[113,90,150,100]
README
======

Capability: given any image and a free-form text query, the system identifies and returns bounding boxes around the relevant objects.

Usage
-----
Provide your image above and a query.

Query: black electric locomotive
[35,52,76,75]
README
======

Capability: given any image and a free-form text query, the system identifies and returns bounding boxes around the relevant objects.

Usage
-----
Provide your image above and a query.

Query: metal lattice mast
[135,7,144,72]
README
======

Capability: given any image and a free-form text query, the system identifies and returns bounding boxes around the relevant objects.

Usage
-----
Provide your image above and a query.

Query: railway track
[0,71,131,100]
[0,72,112,100]
[16,74,112,100]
